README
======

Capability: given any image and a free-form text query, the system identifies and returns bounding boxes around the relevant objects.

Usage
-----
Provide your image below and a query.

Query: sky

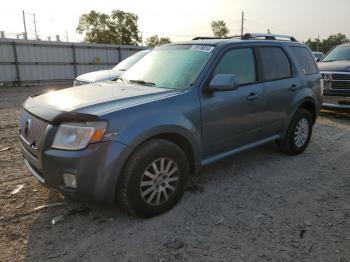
[0,0,349,43]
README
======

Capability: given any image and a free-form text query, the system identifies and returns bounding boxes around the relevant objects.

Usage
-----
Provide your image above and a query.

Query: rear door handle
[246,93,258,101]
[289,84,298,91]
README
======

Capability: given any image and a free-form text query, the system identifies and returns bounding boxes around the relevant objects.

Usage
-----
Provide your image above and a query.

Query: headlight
[52,121,107,150]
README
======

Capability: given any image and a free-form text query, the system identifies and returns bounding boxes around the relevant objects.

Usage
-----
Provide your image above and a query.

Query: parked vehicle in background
[318,44,350,109]
[19,33,322,218]
[312,51,324,62]
[74,50,150,86]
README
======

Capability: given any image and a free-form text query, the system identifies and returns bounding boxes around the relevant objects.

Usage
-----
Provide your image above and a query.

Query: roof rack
[192,33,298,42]
[192,35,241,41]
[242,33,297,42]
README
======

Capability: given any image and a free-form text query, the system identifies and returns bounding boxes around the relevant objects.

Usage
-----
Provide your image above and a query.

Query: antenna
[241,11,245,36]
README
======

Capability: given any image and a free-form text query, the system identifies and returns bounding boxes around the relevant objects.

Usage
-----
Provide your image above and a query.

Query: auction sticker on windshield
[190,45,215,53]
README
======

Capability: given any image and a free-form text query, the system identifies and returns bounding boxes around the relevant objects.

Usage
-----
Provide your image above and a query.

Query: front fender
[116,113,200,162]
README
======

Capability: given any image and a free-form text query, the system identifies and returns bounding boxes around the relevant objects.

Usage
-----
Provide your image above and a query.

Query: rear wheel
[278,108,313,155]
[117,139,189,218]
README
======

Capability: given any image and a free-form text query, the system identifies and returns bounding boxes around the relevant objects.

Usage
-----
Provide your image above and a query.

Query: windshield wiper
[114,77,129,83]
[128,79,156,87]
[114,78,156,87]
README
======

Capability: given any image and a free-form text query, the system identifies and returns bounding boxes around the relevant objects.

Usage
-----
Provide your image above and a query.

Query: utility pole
[22,10,27,39]
[66,30,69,42]
[316,35,320,51]
[240,11,244,36]
[33,13,38,39]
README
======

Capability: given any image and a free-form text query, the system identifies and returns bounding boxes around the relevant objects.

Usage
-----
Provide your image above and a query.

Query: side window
[290,47,318,75]
[259,47,292,81]
[213,48,256,85]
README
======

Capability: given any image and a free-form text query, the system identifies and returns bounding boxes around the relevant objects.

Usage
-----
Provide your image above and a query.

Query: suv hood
[76,70,123,83]
[23,82,182,122]
[318,61,350,72]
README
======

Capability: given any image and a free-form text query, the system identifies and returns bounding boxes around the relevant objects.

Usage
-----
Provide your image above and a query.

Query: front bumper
[322,95,350,110]
[321,71,350,109]
[19,135,133,204]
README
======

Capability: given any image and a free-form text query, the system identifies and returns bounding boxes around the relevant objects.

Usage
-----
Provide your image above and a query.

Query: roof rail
[242,33,297,42]
[192,37,225,40]
[192,33,298,42]
[192,35,242,41]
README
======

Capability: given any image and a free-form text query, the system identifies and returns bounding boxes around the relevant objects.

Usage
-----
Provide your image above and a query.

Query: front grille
[330,73,350,90]
[19,110,49,149]
[331,81,350,89]
[332,74,350,81]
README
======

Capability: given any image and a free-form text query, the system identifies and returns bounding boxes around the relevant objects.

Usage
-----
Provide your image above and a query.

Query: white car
[74,50,150,86]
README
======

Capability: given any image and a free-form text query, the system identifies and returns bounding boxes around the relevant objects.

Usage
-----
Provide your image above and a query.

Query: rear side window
[259,47,292,81]
[290,47,318,75]
[213,48,257,85]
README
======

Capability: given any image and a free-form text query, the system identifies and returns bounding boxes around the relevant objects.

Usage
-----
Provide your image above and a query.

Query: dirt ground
[0,86,349,262]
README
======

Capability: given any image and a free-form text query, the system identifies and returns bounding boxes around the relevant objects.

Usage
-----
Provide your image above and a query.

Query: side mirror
[206,74,239,93]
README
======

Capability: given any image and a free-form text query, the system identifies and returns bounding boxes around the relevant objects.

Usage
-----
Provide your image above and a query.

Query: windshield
[118,45,214,89]
[323,46,350,62]
[113,50,149,71]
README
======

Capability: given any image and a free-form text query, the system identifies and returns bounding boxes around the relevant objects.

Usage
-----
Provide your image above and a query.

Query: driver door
[200,47,264,160]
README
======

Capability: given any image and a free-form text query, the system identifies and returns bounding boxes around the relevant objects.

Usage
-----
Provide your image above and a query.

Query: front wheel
[117,139,189,218]
[278,108,313,155]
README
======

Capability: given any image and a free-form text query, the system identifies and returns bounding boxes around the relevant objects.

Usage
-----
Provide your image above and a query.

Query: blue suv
[19,33,322,217]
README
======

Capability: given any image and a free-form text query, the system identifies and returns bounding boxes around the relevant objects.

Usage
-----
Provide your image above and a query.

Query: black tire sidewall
[119,140,189,218]
[287,109,313,154]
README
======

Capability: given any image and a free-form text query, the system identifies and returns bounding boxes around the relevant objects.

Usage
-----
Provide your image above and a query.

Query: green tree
[145,35,171,47]
[305,33,350,54]
[110,10,141,45]
[76,10,141,45]
[211,20,229,38]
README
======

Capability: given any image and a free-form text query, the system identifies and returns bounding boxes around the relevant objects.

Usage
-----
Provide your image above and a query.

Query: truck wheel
[278,108,313,155]
[117,139,189,218]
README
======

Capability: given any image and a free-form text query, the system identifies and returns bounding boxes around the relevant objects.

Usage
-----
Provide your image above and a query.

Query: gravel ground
[0,86,349,262]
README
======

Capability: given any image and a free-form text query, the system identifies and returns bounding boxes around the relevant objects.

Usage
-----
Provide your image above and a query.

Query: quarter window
[259,47,292,81]
[290,47,318,75]
[213,48,257,85]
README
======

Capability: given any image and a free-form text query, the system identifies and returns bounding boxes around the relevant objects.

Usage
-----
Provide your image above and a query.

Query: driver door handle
[246,93,258,101]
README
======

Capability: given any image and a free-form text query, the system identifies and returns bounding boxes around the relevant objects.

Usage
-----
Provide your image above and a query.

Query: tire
[117,139,190,218]
[278,108,313,155]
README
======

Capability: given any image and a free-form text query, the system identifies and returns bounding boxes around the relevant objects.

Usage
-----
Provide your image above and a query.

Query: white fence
[0,38,145,86]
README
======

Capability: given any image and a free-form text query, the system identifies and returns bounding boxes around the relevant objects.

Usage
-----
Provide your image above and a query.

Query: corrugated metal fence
[0,39,145,86]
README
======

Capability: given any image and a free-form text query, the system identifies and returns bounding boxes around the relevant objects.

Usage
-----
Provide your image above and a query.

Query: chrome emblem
[24,119,32,136]
[323,73,332,83]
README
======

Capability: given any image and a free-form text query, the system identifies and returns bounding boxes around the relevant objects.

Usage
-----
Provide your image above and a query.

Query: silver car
[319,44,350,109]
[74,50,150,86]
